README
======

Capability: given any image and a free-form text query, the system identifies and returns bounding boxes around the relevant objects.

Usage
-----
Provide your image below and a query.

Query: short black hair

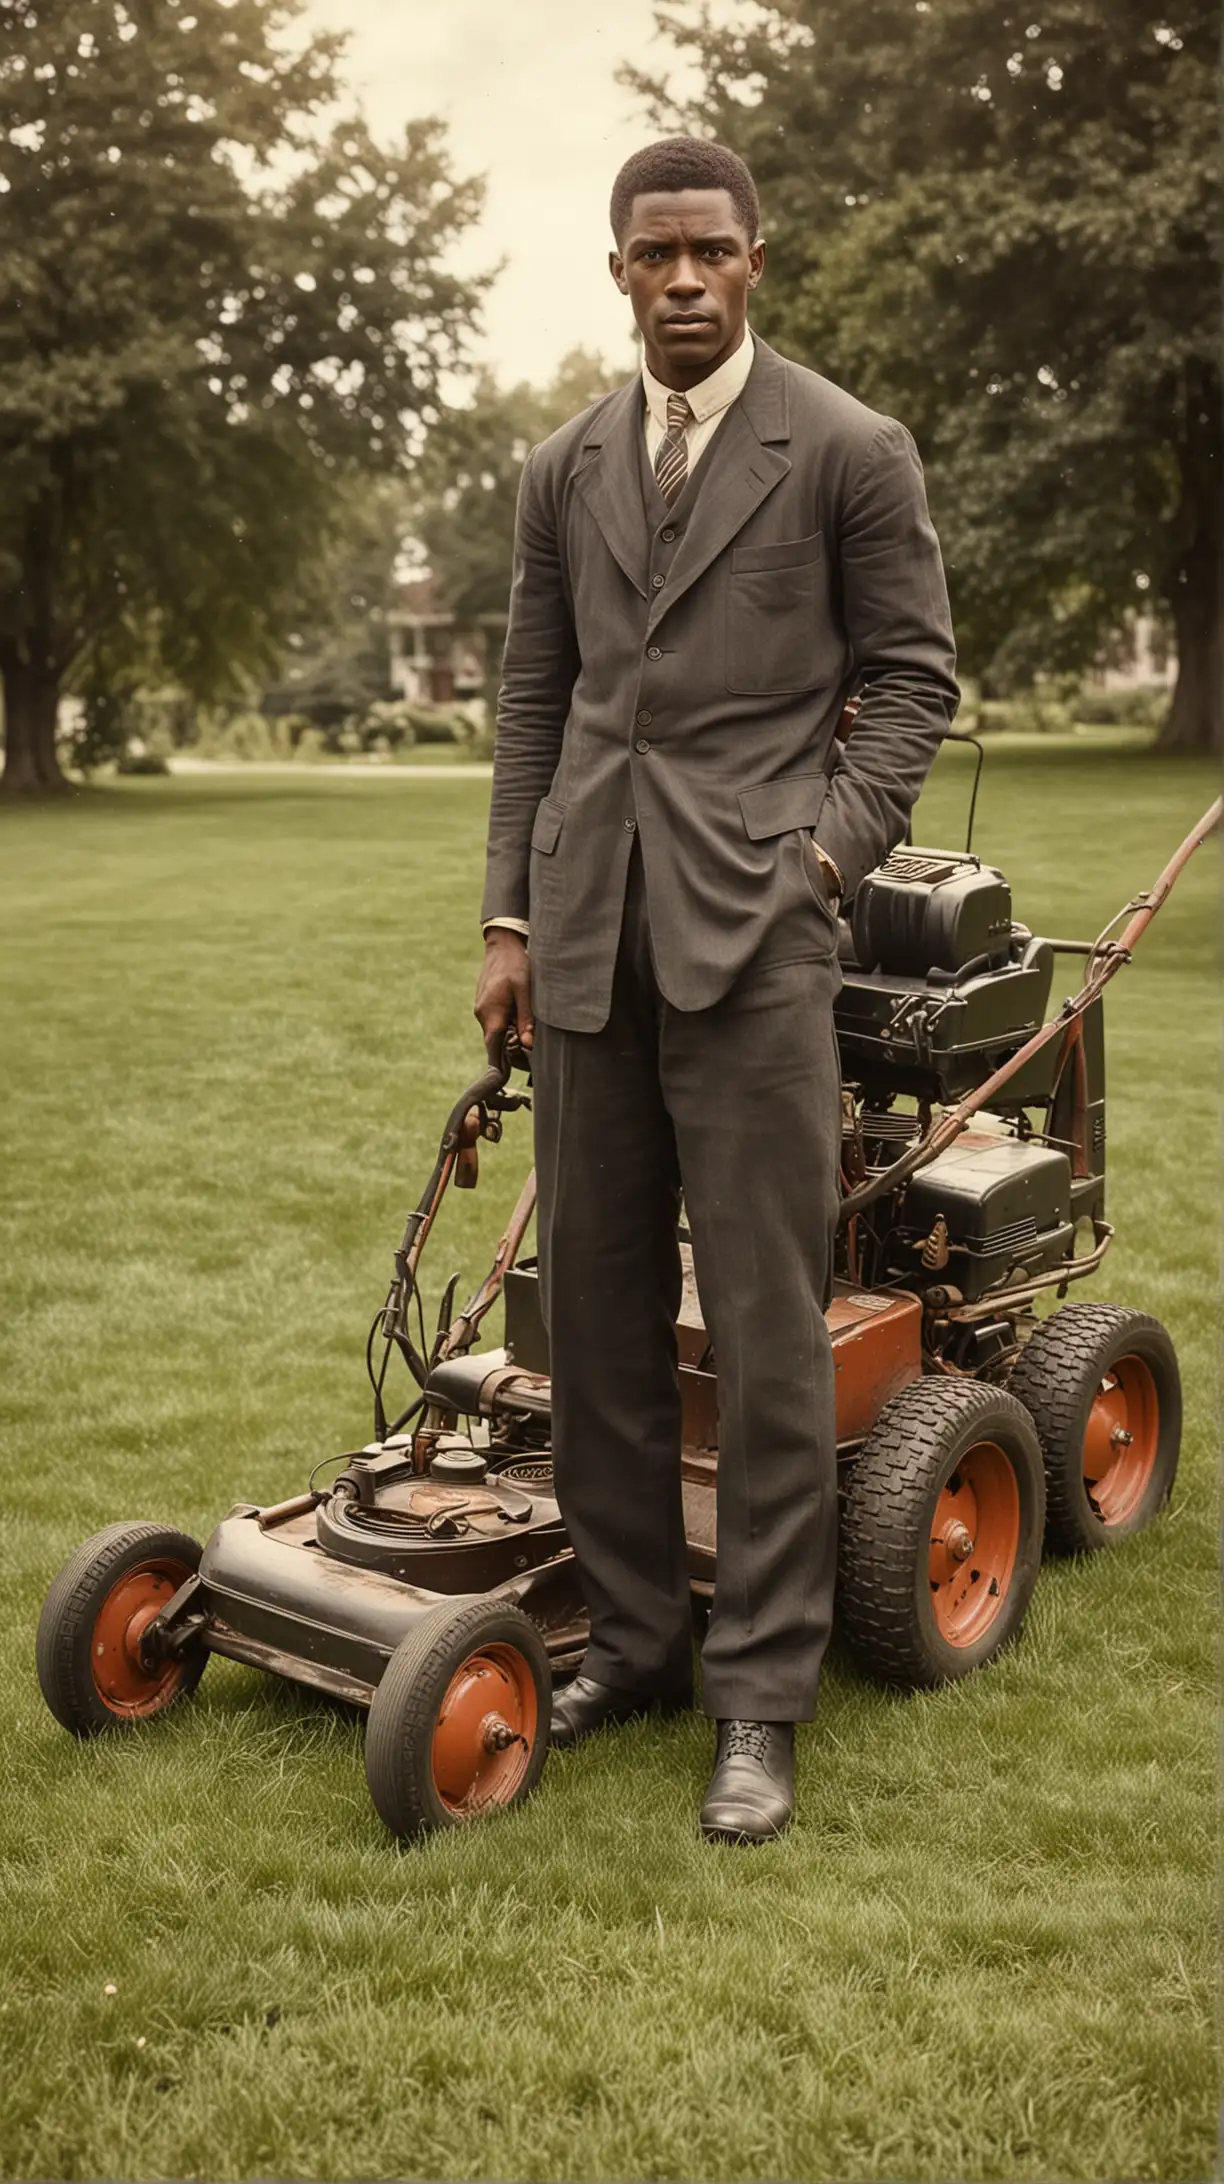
[609,136,760,248]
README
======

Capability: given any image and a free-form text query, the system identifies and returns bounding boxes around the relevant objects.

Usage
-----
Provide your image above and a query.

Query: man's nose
[665,255,705,296]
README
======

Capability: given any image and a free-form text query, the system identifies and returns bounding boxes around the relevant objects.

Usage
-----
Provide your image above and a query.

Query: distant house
[1087,608,1176,693]
[387,578,507,710]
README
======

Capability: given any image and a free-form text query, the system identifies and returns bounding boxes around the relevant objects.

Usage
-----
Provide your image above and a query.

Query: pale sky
[297,0,701,392]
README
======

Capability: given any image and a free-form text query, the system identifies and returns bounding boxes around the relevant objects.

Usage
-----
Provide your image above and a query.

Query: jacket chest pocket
[725,531,826,696]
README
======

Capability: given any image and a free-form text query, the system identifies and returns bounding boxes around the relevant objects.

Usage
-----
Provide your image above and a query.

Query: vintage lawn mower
[37,787,1220,1841]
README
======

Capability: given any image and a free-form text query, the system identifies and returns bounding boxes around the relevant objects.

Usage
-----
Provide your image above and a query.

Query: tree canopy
[408,347,631,629]
[626,0,1221,749]
[259,474,411,729]
[0,0,489,792]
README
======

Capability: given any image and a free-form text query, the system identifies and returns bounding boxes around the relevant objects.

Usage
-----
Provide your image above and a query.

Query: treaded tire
[1007,1303,1181,1555]
[365,1598,550,1840]
[37,1521,207,1736]
[838,1378,1046,1690]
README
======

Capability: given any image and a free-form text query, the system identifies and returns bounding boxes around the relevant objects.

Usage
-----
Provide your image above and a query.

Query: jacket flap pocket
[738,771,830,841]
[531,796,565,855]
[731,530,823,576]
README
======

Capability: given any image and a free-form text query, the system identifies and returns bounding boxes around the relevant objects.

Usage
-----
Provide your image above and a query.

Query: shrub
[194,710,297,762]
[1072,683,1170,728]
[357,699,475,749]
[116,749,170,776]
[976,675,1080,735]
[69,692,130,775]
[411,707,472,745]
[356,700,417,751]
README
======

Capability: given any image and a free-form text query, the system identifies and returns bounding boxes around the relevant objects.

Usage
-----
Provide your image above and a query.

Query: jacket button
[660,527,676,543]
[623,816,637,830]
[651,573,665,589]
[636,709,652,727]
[635,738,651,754]
[646,646,662,660]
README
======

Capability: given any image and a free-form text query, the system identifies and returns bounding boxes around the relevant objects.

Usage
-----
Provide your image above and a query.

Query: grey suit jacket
[481,331,958,1032]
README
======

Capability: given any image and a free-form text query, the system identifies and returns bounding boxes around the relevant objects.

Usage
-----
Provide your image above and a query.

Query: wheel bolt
[1110,1427,1133,1447]
[481,1712,516,1752]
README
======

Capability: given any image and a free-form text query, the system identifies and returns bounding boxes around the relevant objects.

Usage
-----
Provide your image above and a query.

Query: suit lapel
[570,332,793,618]
[645,333,792,635]
[573,378,650,599]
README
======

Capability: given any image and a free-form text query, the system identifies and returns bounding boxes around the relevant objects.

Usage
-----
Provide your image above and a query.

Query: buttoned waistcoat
[481,332,959,1034]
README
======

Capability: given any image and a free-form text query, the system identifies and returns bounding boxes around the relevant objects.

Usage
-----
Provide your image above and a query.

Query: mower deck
[193,1267,925,1709]
[198,1497,590,1709]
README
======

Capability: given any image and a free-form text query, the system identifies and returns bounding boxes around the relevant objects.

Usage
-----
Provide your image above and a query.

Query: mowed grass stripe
[0,742,1216,2181]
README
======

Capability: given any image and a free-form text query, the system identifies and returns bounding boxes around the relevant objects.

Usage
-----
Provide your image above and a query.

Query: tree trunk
[0,652,71,796]
[1,476,74,796]
[1160,547,1223,756]
[1158,366,1223,756]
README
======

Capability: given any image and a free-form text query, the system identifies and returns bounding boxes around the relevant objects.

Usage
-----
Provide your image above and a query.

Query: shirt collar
[641,325,754,430]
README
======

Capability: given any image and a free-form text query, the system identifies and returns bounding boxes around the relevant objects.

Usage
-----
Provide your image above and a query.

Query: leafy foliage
[259,350,633,738]
[625,0,1221,748]
[409,348,631,630]
[0,0,489,788]
[260,476,411,727]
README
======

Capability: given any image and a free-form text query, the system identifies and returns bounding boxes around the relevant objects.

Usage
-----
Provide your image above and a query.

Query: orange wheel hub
[928,1441,1020,1646]
[1082,1354,1159,1526]
[431,1644,538,1814]
[91,1559,193,1718]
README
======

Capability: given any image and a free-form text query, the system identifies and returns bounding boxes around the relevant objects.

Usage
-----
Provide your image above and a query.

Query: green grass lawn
[0,741,1217,2182]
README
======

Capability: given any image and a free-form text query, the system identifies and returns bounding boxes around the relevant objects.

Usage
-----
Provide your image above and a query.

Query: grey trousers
[531,831,843,1722]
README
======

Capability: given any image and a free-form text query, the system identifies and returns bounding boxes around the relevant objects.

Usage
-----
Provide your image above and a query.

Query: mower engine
[833,845,1106,1307]
[317,1434,566,1591]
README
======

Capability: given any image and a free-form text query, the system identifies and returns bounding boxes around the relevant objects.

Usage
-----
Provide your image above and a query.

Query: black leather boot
[549,1674,691,1751]
[700,1720,795,1842]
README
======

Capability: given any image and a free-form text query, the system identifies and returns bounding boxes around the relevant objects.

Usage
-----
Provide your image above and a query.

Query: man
[474,136,958,1843]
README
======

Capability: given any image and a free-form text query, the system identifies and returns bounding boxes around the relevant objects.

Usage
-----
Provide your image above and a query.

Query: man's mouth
[664,311,712,325]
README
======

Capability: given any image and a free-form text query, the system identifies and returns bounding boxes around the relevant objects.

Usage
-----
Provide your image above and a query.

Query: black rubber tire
[1007,1303,1181,1555]
[36,1521,207,1737]
[838,1377,1046,1690]
[364,1597,551,1841]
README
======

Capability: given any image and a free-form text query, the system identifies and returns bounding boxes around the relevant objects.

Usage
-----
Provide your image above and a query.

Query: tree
[408,347,631,628]
[257,351,631,733]
[0,0,489,794]
[260,474,411,728]
[625,0,1221,750]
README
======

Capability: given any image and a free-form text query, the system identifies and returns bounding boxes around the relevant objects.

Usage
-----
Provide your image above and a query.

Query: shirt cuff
[482,916,530,939]
[808,837,845,900]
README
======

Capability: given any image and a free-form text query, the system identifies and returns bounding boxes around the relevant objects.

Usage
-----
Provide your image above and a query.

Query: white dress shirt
[484,324,841,940]
[640,323,754,478]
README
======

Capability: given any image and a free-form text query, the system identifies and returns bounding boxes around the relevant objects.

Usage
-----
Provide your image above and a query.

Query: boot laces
[721,1719,770,1763]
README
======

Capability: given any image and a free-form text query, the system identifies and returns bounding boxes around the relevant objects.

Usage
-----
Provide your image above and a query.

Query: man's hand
[805,834,843,908]
[474,928,534,1060]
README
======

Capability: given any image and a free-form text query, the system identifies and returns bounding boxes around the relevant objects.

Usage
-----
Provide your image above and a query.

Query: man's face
[609,187,765,387]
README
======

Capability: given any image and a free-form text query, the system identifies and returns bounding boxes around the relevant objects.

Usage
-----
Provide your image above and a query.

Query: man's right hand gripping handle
[474,928,535,1062]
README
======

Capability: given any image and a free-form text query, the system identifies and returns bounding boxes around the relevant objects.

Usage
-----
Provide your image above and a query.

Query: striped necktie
[653,390,692,504]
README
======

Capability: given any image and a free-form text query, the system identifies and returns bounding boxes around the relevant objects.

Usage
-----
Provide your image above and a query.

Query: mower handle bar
[391,1030,529,1277]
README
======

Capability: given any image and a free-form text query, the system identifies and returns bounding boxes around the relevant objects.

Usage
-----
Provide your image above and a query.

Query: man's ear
[609,247,628,296]
[747,237,766,290]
